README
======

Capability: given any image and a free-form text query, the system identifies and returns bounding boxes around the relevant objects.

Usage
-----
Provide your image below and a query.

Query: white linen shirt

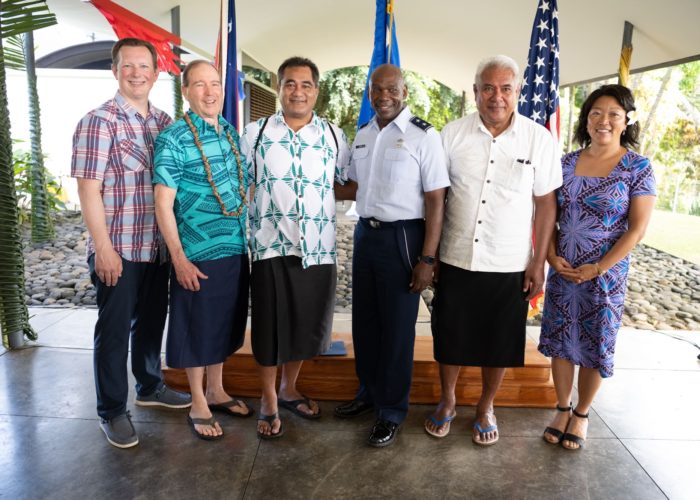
[440,112,562,272]
[349,107,450,221]
[240,111,350,268]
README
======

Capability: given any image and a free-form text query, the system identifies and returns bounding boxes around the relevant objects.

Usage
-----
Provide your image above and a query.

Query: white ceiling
[45,0,700,92]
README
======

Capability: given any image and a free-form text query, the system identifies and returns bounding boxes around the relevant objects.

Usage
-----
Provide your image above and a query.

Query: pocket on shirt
[118,139,150,172]
[384,147,416,183]
[351,146,370,162]
[350,146,369,180]
[506,160,535,193]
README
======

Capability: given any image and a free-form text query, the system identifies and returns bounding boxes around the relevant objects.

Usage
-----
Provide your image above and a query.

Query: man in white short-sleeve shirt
[425,55,561,446]
[334,64,449,448]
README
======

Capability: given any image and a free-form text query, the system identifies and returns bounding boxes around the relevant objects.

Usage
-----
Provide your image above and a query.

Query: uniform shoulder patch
[409,116,433,131]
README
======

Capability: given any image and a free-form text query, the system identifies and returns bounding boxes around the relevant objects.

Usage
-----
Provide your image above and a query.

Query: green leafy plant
[690,200,700,217]
[1,0,58,348]
[13,141,65,224]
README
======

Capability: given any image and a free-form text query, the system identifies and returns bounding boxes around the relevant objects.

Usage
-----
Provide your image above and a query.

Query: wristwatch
[417,255,436,265]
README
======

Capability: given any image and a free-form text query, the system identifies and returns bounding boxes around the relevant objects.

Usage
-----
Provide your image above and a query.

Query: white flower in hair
[626,110,638,125]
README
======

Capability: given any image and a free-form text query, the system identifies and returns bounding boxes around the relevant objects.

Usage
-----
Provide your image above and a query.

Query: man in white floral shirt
[240,56,350,439]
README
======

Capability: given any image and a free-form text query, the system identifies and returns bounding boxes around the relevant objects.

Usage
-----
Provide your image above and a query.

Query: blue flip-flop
[424,412,457,438]
[472,422,499,446]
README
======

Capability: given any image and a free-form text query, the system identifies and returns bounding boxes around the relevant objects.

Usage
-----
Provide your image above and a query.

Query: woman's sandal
[561,408,589,450]
[543,403,572,445]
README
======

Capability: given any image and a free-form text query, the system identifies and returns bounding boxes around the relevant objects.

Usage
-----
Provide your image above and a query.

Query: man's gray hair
[182,59,219,87]
[474,55,521,87]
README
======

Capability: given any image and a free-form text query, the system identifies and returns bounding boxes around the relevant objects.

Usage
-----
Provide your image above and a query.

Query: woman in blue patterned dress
[539,85,656,450]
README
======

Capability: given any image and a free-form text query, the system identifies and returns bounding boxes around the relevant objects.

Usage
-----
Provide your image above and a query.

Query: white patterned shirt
[240,111,350,268]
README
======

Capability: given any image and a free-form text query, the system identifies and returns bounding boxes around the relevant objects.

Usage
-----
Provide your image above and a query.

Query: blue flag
[222,0,244,131]
[357,0,400,129]
[517,0,560,142]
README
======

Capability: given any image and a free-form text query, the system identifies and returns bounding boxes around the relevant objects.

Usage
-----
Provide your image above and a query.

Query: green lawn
[643,209,700,265]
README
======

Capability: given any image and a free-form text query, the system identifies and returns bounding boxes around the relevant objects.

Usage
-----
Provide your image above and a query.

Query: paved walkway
[1,307,698,499]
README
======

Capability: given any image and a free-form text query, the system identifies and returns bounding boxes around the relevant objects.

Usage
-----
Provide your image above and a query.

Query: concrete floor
[1,307,699,500]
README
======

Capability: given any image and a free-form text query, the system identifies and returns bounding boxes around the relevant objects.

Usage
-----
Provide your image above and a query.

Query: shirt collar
[275,110,323,131]
[475,111,518,138]
[114,91,152,119]
[369,106,411,133]
[186,110,232,136]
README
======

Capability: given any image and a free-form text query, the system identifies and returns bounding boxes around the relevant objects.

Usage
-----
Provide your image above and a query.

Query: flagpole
[217,0,226,76]
[386,0,394,64]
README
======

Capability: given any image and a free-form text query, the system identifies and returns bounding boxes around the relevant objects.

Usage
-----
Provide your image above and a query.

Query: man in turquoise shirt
[154,60,252,441]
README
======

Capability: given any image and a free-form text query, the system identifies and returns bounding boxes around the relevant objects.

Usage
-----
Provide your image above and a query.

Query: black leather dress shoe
[334,400,374,419]
[368,419,400,447]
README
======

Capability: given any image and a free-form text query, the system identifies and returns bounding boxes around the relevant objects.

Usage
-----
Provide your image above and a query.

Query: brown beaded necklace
[183,112,247,217]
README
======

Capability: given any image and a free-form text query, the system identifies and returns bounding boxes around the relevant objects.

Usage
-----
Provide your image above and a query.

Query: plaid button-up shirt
[71,92,172,262]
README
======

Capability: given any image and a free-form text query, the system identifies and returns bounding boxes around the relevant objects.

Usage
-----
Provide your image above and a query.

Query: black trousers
[351,218,424,425]
[89,254,169,420]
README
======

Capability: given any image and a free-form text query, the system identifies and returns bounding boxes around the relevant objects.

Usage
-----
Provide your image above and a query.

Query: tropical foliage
[0,0,57,348]
[10,31,56,241]
[315,65,466,142]
[13,142,65,224]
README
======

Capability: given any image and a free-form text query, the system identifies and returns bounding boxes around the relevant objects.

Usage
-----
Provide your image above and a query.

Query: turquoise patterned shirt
[240,111,350,268]
[154,111,247,262]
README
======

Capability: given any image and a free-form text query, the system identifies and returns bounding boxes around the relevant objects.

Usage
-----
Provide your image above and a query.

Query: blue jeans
[89,254,169,420]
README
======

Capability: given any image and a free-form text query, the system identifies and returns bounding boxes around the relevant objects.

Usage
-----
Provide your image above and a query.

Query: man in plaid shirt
[71,38,191,449]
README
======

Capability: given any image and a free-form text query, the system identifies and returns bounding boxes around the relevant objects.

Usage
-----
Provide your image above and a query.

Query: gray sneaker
[135,385,192,409]
[100,411,138,449]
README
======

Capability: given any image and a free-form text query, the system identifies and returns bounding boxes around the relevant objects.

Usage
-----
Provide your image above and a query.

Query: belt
[359,217,422,229]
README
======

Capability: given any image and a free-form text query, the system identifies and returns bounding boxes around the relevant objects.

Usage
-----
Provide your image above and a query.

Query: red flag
[90,0,182,75]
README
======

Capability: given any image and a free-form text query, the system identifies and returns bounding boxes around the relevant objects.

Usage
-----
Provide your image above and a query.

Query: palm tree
[5,31,55,241]
[0,0,57,349]
[24,30,54,241]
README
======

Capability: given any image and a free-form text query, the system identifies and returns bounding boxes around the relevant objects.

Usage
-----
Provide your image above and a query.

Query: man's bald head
[369,64,407,128]
[370,64,404,86]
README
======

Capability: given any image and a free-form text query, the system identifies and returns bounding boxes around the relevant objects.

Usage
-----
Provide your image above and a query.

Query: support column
[171,6,183,119]
[618,21,634,87]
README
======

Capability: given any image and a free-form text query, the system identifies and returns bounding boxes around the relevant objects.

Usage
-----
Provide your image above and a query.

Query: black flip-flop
[257,412,284,440]
[208,399,254,418]
[187,415,224,441]
[278,396,321,420]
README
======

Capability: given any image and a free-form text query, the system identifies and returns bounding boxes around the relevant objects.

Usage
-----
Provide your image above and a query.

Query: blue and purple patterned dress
[539,149,656,378]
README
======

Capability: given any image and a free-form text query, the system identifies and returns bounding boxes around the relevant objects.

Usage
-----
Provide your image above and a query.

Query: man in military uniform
[334,64,450,447]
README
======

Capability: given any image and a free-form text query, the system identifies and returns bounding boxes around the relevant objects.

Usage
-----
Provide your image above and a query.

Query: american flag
[518,0,560,142]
